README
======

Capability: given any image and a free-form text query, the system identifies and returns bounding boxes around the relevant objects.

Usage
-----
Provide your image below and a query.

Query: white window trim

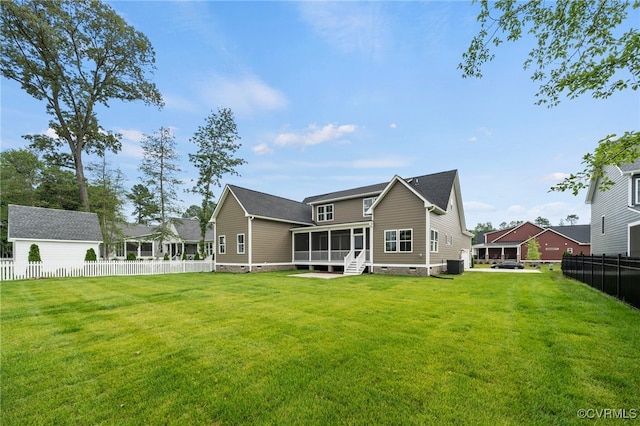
[384,229,413,253]
[218,235,226,254]
[317,204,334,222]
[635,177,640,205]
[237,233,245,254]
[430,229,439,253]
[363,197,377,216]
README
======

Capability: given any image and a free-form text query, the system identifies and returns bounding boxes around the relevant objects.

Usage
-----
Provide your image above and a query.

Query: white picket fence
[0,259,214,281]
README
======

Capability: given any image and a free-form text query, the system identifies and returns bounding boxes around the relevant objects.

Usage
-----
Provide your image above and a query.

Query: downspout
[426,205,435,276]
[248,216,254,272]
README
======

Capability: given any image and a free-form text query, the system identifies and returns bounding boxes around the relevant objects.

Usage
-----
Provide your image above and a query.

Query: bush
[194,252,200,261]
[163,253,169,261]
[182,252,187,260]
[126,253,137,261]
[85,248,97,261]
[28,244,41,262]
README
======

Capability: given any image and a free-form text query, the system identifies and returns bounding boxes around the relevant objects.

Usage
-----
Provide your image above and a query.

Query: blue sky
[1,1,638,229]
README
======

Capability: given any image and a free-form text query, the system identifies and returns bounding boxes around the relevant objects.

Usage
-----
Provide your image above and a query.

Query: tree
[499,220,523,230]
[139,127,182,258]
[88,156,126,260]
[1,0,163,211]
[85,248,97,261]
[127,184,159,225]
[526,238,541,261]
[460,0,639,195]
[189,108,246,253]
[565,214,579,226]
[534,216,551,228]
[28,243,41,262]
[472,222,494,244]
[36,165,81,211]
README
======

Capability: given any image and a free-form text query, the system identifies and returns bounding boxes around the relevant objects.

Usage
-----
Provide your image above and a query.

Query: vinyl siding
[430,187,471,264]
[251,219,295,263]
[13,240,99,274]
[373,182,427,264]
[590,165,638,255]
[315,197,373,225]
[215,194,249,263]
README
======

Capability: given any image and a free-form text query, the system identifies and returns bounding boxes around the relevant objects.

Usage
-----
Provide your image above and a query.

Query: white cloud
[44,128,58,139]
[467,127,492,143]
[298,2,388,59]
[274,123,357,148]
[464,201,496,212]
[507,205,526,215]
[467,136,478,142]
[542,172,571,182]
[292,155,410,169]
[390,123,397,129]
[252,143,273,156]
[118,128,145,143]
[200,74,288,116]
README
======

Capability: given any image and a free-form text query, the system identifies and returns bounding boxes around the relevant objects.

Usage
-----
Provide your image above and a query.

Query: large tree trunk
[73,148,90,212]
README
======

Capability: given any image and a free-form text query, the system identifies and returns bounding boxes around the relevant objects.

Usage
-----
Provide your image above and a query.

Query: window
[445,234,453,246]
[363,197,377,216]
[635,177,640,205]
[384,229,412,252]
[205,242,214,257]
[237,233,245,254]
[218,235,226,254]
[430,229,439,252]
[601,216,605,235]
[317,204,334,222]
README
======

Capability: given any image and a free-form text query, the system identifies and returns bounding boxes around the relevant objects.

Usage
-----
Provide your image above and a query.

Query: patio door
[353,228,364,256]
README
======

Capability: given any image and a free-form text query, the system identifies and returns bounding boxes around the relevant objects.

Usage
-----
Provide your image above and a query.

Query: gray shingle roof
[620,159,640,173]
[549,224,591,244]
[303,182,388,204]
[228,185,314,225]
[173,218,214,241]
[405,170,457,211]
[8,204,103,242]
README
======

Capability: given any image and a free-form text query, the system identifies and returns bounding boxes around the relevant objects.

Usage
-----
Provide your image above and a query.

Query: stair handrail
[355,249,366,273]
[344,249,355,271]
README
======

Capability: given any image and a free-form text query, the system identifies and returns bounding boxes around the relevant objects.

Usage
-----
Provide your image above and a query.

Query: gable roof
[8,204,103,242]
[216,185,314,225]
[405,170,457,212]
[548,224,591,244]
[620,159,640,174]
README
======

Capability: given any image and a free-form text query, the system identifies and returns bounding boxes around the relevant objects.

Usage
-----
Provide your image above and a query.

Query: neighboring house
[7,204,103,273]
[112,218,214,260]
[473,222,591,262]
[586,160,640,257]
[212,170,473,275]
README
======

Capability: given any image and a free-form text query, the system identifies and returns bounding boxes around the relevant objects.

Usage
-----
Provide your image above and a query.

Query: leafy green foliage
[534,216,551,227]
[126,253,136,261]
[27,243,41,262]
[460,0,640,194]
[1,0,163,210]
[526,238,541,260]
[127,184,159,225]
[84,248,97,261]
[189,108,245,249]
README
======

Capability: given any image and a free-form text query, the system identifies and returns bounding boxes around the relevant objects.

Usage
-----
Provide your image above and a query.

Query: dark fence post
[601,253,605,292]
[617,253,621,299]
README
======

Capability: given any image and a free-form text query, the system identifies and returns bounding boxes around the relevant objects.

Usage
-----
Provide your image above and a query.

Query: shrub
[194,252,200,261]
[182,252,187,260]
[28,244,41,262]
[126,253,137,261]
[163,253,169,261]
[85,248,97,261]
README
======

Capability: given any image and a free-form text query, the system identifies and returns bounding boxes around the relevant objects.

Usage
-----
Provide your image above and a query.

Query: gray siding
[430,187,472,264]
[252,219,295,263]
[373,182,427,265]
[590,165,638,255]
[216,194,249,263]
[314,197,373,225]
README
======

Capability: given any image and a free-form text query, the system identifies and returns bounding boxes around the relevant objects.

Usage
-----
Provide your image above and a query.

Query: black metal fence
[562,254,640,310]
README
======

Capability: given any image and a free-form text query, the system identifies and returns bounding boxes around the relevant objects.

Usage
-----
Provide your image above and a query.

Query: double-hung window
[237,234,245,254]
[363,197,377,216]
[430,229,439,252]
[384,229,412,253]
[317,204,333,222]
[218,235,226,254]
[635,177,640,205]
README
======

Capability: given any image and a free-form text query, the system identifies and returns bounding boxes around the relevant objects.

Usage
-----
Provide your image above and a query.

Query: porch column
[308,231,312,262]
[501,247,505,260]
[137,242,141,258]
[327,229,332,272]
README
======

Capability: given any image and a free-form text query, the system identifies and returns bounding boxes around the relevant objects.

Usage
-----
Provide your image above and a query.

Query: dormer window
[317,204,333,222]
[363,197,377,216]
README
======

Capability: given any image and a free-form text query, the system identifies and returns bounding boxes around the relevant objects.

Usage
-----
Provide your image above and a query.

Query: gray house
[8,204,103,272]
[212,170,473,275]
[585,160,640,257]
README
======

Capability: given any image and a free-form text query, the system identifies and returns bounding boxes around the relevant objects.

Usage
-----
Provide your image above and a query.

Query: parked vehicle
[491,261,524,269]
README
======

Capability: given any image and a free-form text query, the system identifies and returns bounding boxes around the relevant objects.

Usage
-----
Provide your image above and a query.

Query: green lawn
[2,270,639,425]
